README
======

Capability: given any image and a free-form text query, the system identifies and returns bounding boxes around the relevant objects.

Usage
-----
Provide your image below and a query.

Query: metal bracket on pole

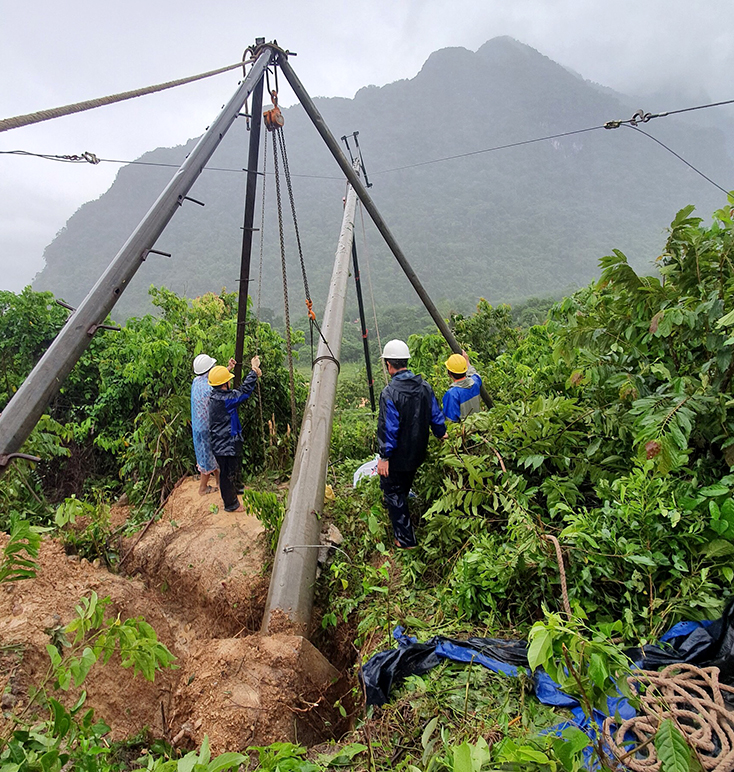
[141,249,172,261]
[0,453,41,471]
[56,299,76,313]
[179,195,205,207]
[87,323,122,336]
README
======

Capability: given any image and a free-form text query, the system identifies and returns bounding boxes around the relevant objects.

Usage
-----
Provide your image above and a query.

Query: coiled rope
[0,60,252,133]
[603,663,734,771]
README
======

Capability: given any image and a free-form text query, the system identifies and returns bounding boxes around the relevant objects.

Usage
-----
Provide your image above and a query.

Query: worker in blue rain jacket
[376,339,447,548]
[208,356,261,512]
[442,351,482,422]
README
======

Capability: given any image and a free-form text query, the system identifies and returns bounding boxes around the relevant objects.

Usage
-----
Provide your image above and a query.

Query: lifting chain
[274,125,336,366]
[270,121,299,439]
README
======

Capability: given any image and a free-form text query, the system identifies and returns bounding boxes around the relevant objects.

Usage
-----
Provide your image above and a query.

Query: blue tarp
[360,602,734,766]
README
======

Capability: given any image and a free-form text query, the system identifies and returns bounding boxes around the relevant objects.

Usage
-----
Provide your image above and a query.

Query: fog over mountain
[33,37,734,320]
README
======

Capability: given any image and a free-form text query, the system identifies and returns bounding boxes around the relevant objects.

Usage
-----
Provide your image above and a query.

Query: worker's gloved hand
[251,355,262,377]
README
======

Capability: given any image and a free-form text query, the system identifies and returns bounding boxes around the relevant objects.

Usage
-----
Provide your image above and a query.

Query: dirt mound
[125,478,270,637]
[171,634,340,751]
[1,477,346,753]
[0,538,177,739]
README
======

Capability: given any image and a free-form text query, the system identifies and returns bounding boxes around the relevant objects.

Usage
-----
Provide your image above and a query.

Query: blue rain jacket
[208,369,259,456]
[377,370,446,471]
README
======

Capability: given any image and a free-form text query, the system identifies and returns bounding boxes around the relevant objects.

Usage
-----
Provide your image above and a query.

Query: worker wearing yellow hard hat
[208,355,262,512]
[442,350,482,422]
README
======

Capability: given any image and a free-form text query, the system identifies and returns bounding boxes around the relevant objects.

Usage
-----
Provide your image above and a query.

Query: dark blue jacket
[209,369,259,456]
[377,370,446,472]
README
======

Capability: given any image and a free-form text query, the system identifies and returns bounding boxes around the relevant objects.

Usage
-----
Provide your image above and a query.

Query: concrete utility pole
[262,175,358,636]
[0,48,272,469]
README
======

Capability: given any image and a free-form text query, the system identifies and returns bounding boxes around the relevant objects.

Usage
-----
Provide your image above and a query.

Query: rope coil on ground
[603,663,734,771]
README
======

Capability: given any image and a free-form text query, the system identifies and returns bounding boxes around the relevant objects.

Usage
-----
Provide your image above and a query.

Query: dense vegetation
[4,196,734,770]
[0,285,304,530]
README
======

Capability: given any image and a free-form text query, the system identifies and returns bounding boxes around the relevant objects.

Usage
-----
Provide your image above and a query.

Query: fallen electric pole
[262,175,358,635]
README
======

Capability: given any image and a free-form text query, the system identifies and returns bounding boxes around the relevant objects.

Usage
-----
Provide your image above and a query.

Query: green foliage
[526,613,635,712]
[247,742,320,772]
[0,286,305,521]
[47,591,175,689]
[54,497,118,566]
[654,719,693,772]
[1,592,176,772]
[397,199,734,635]
[240,488,284,551]
[0,693,113,772]
[0,288,68,411]
[0,417,71,530]
[138,736,245,772]
[0,517,42,584]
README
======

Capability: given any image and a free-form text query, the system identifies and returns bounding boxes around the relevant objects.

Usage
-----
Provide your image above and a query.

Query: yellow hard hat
[445,354,468,374]
[208,365,234,387]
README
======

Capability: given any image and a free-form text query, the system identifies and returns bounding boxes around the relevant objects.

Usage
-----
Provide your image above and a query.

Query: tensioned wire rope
[0,59,261,133]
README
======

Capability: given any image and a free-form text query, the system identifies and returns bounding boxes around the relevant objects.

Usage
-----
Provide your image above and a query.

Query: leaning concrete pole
[0,49,272,469]
[262,178,358,635]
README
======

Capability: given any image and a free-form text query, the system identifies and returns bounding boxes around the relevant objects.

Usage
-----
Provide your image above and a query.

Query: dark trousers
[380,468,417,548]
[215,454,240,511]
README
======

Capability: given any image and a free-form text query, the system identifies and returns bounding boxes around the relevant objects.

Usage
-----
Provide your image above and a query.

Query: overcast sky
[1,0,732,293]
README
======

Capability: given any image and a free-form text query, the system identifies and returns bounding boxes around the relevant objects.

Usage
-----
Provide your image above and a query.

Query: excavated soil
[0,478,346,753]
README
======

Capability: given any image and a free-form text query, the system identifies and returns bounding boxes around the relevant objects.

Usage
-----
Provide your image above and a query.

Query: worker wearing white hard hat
[376,339,447,548]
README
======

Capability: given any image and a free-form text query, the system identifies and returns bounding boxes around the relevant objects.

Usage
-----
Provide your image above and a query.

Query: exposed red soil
[0,477,345,753]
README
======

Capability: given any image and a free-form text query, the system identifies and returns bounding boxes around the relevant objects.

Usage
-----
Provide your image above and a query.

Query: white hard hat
[193,354,217,375]
[381,339,410,359]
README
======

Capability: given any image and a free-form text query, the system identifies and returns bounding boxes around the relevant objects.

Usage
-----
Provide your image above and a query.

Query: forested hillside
[33,36,734,320]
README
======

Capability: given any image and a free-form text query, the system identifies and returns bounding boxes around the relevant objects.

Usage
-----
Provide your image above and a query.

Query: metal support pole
[234,68,265,386]
[277,54,492,408]
[351,237,376,413]
[0,49,272,465]
[262,177,358,636]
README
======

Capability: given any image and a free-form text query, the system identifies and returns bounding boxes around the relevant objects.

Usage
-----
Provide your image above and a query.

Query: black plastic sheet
[361,600,734,707]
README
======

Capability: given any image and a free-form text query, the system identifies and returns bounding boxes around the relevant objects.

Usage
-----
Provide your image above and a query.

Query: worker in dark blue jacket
[377,339,447,548]
[208,356,261,512]
[442,352,482,422]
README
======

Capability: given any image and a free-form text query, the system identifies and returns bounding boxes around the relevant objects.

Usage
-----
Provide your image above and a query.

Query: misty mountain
[33,36,734,321]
